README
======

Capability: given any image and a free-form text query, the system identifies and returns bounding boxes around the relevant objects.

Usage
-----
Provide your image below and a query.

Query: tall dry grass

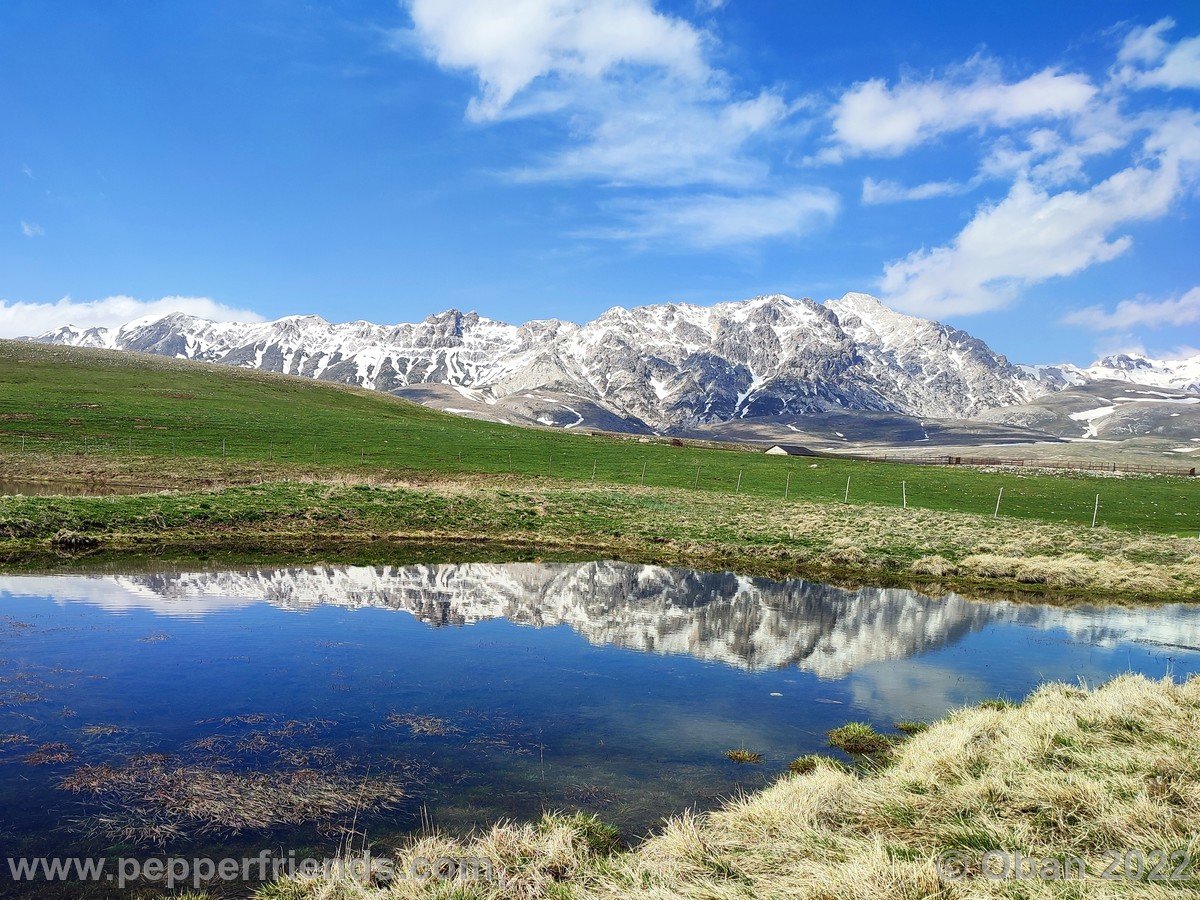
[256,674,1200,899]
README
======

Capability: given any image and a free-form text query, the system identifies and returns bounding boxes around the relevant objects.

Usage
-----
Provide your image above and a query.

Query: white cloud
[825,59,1096,159]
[0,295,264,339]
[1062,286,1200,331]
[20,220,43,237]
[1115,18,1200,90]
[594,188,839,248]
[404,0,708,122]
[879,111,1200,316]
[861,177,966,204]
[400,0,793,188]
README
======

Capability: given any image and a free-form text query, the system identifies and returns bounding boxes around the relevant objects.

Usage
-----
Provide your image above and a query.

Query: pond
[1,560,1198,895]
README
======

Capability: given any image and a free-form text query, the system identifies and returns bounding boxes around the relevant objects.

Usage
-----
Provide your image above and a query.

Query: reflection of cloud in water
[848,661,993,724]
[1,563,1198,678]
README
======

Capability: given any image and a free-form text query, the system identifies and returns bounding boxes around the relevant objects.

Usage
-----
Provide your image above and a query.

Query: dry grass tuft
[724,747,763,764]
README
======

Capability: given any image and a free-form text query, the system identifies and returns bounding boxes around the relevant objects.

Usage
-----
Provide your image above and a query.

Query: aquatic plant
[724,746,763,764]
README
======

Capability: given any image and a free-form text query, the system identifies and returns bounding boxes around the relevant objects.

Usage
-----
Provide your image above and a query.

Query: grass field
[1,340,1198,536]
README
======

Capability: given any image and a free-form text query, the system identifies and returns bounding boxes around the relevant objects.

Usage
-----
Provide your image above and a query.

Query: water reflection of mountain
[3,563,1198,677]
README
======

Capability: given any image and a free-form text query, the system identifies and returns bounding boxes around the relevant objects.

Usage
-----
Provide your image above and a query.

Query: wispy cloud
[593,188,839,249]
[1063,286,1200,331]
[20,220,44,238]
[861,177,967,204]
[0,295,264,339]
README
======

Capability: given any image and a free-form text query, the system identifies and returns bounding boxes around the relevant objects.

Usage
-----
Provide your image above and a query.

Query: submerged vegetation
[257,674,1200,899]
[59,754,407,844]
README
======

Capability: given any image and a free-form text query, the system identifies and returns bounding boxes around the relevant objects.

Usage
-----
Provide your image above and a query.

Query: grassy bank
[2,478,1198,602]
[253,674,1200,899]
[2,340,1199,536]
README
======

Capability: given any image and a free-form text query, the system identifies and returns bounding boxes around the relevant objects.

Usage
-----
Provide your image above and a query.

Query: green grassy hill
[1,340,1197,535]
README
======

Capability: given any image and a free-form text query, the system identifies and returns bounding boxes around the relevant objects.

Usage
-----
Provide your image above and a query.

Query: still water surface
[1,561,1198,885]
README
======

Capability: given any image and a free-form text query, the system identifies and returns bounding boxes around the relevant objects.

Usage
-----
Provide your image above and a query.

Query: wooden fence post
[994,487,1003,518]
[640,461,647,485]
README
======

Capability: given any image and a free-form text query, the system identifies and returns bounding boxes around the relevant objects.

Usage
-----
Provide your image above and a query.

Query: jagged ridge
[32,293,1048,433]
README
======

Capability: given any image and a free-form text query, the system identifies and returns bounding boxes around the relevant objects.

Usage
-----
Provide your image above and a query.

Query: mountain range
[30,292,1200,438]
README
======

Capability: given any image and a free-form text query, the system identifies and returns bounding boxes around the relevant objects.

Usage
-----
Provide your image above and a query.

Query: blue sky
[1,1,1198,365]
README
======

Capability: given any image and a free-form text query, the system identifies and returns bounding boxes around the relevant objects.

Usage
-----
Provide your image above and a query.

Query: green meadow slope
[1,340,1197,536]
[1,341,1199,601]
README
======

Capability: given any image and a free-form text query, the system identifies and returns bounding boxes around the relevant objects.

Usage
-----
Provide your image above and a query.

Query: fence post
[994,487,1003,518]
[902,480,907,509]
[21,434,25,452]
[591,459,597,482]
[784,471,791,500]
[548,454,552,477]
[844,476,851,503]
[735,468,742,494]
[694,465,701,489]
[640,461,647,485]
[1092,493,1100,528]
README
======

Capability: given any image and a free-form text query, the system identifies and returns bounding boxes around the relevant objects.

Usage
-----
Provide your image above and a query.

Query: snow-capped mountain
[31,293,1045,432]
[1040,353,1200,394]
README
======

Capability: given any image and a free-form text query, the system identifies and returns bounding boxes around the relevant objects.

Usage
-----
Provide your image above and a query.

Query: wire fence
[842,453,1198,478]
